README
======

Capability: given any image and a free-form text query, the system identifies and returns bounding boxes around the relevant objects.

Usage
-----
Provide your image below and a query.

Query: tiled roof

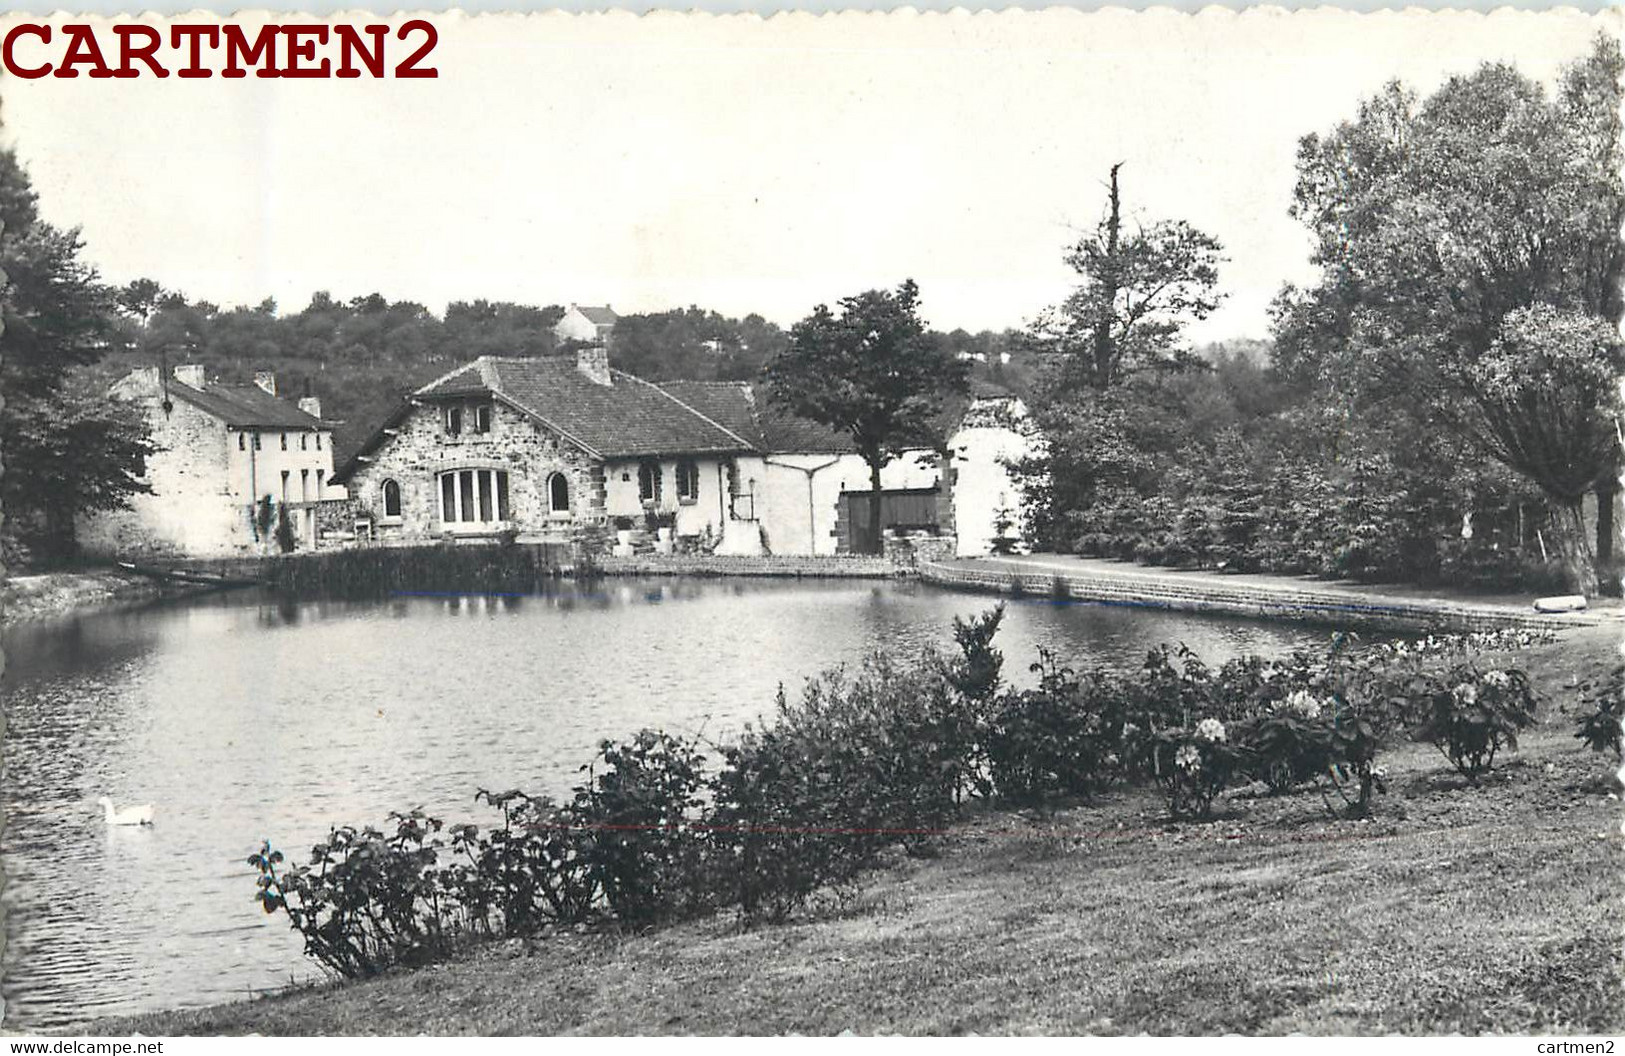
[655,382,767,448]
[170,381,325,429]
[576,305,618,327]
[417,357,754,459]
[657,381,863,454]
[652,381,1005,454]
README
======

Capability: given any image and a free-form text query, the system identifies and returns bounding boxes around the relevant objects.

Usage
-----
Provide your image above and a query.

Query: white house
[552,304,619,347]
[78,366,347,558]
[660,381,1037,557]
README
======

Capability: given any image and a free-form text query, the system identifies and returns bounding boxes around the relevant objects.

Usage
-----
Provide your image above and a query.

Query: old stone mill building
[81,343,1036,561]
[78,366,347,558]
[337,345,1036,558]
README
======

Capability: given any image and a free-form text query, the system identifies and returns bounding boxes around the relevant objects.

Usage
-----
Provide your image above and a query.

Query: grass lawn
[98,624,1624,1036]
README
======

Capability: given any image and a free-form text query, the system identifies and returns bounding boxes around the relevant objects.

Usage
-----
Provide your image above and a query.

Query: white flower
[1452,683,1479,705]
[1195,718,1227,744]
[1371,764,1388,779]
[1485,670,1511,688]
[1284,689,1322,720]
[1176,744,1202,772]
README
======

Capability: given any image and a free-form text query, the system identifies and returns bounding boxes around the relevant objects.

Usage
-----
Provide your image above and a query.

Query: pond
[1,577,1336,1029]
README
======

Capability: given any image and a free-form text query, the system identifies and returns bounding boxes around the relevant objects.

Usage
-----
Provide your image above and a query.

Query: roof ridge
[628,372,758,451]
[414,360,481,397]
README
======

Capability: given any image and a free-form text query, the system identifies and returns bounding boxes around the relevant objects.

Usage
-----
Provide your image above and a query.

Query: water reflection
[1,577,1330,1029]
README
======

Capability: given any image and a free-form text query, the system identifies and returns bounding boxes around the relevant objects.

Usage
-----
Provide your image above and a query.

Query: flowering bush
[1236,689,1336,793]
[1146,717,1246,818]
[1405,665,1538,777]
[252,611,1552,979]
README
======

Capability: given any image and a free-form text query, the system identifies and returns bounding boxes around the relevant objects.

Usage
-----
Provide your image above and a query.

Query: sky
[0,8,1615,344]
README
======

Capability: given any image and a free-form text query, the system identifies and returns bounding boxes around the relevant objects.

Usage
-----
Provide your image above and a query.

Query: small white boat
[1533,594,1588,614]
[98,796,154,826]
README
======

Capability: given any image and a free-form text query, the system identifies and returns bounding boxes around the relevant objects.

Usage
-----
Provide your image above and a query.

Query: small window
[444,406,463,436]
[238,432,245,451]
[638,460,662,504]
[473,405,492,433]
[317,469,325,493]
[301,434,308,450]
[316,433,322,450]
[382,479,402,518]
[300,468,310,502]
[280,433,288,451]
[549,473,570,513]
[676,460,701,503]
[279,469,290,502]
[253,432,262,450]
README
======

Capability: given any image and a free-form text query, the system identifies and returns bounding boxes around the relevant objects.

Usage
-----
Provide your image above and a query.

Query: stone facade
[346,395,607,545]
[77,367,344,558]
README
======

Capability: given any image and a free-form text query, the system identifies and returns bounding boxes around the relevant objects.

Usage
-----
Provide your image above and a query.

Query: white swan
[98,796,154,826]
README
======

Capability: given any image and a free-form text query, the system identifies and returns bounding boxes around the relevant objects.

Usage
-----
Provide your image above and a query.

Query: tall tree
[1277,37,1625,594]
[0,148,153,562]
[765,280,969,554]
[1034,163,1225,390]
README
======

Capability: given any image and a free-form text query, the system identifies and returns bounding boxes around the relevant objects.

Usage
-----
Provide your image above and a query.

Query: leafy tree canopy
[1032,163,1226,390]
[765,280,970,552]
[1275,35,1625,591]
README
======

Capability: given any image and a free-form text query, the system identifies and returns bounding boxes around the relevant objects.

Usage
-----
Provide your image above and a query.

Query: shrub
[1145,718,1246,818]
[1404,665,1538,777]
[1235,690,1335,793]
[772,651,975,841]
[575,731,711,927]
[454,789,596,931]
[250,810,468,979]
[253,613,1545,979]
[985,653,1125,805]
[1574,664,1624,760]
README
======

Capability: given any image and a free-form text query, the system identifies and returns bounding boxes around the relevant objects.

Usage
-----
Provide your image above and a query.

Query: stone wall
[917,560,1597,634]
[884,531,957,569]
[594,554,898,578]
[346,397,606,545]
[77,387,246,558]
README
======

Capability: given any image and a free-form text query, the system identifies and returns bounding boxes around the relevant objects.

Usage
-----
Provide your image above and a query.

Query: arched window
[381,479,402,519]
[438,469,511,525]
[548,473,570,513]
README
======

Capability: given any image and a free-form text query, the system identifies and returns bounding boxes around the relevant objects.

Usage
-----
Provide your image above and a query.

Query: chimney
[298,396,322,419]
[253,370,277,396]
[173,364,206,389]
[576,344,612,386]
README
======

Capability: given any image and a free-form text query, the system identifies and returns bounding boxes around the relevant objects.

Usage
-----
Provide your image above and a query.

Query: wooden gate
[840,487,942,553]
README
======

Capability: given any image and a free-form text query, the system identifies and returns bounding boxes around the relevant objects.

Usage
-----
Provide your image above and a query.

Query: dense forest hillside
[106,285,1034,463]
